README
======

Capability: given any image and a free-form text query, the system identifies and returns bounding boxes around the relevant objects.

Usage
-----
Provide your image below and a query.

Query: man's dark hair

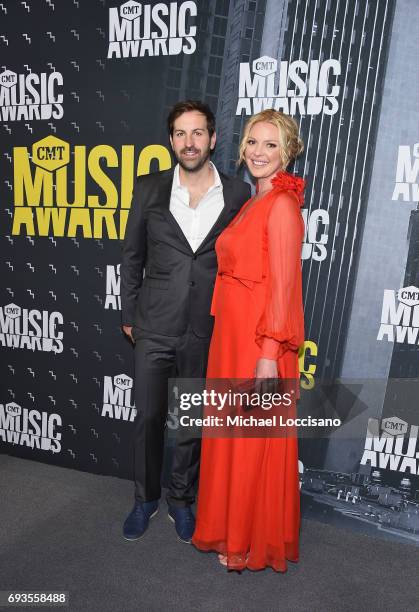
[167,100,215,137]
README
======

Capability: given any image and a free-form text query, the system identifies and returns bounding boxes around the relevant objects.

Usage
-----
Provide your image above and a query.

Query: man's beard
[175,146,211,173]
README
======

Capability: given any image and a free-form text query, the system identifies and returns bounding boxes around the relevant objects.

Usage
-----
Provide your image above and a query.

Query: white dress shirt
[169,162,224,252]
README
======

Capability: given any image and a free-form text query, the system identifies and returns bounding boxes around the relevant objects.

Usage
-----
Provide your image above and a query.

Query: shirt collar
[172,162,222,192]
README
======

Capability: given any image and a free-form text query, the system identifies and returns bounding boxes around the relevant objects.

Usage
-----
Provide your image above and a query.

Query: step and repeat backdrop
[1,0,419,544]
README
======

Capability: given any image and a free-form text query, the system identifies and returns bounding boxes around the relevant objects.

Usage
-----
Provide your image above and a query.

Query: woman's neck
[257,169,283,194]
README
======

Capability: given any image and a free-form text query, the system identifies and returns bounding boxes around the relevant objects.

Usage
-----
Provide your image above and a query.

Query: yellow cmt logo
[11,135,171,240]
[32,136,70,172]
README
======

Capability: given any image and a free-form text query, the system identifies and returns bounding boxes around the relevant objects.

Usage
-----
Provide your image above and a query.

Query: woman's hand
[255,358,278,396]
[255,358,277,378]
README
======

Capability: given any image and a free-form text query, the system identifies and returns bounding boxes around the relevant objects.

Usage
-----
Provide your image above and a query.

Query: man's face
[170,110,216,172]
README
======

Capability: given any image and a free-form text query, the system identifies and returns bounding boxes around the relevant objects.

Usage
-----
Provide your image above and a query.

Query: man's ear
[169,135,174,150]
[210,132,216,151]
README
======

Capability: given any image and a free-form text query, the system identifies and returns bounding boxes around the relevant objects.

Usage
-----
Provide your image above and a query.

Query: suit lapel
[158,168,194,254]
[195,173,238,254]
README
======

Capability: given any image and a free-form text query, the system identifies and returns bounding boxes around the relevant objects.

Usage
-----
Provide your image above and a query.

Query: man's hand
[123,325,134,343]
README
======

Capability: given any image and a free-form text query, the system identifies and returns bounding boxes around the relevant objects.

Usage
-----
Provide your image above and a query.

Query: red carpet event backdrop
[1,0,419,544]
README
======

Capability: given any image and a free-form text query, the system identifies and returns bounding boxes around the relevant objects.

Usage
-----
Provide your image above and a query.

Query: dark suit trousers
[133,326,210,507]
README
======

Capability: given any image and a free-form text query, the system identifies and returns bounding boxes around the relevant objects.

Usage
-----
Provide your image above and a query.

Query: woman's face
[243,121,283,181]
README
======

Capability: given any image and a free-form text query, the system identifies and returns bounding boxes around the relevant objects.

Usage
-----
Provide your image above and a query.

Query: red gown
[192,171,305,572]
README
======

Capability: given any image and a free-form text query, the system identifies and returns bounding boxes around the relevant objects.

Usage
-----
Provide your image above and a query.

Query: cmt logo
[121,0,141,17]
[253,57,277,76]
[392,143,419,202]
[0,70,17,87]
[32,136,70,172]
[381,416,408,436]
[4,304,21,319]
[6,402,21,416]
[102,374,137,421]
[11,135,171,240]
[114,374,133,391]
[236,55,341,116]
[398,287,419,306]
[377,286,419,344]
[0,402,62,453]
[107,1,197,59]
[0,302,64,353]
[361,417,419,474]
[0,68,64,122]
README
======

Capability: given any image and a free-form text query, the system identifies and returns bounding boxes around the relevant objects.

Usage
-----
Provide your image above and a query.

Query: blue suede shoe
[123,501,158,541]
[168,505,195,543]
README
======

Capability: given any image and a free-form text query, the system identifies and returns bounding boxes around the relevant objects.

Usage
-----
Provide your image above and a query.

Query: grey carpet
[0,454,418,612]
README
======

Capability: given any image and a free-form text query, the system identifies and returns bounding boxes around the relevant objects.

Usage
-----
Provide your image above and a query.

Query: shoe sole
[123,508,159,541]
[167,513,192,544]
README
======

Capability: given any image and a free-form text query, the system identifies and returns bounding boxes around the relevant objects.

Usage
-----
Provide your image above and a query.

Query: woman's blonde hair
[238,109,304,169]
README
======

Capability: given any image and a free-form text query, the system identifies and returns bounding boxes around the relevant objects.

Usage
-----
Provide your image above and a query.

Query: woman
[192,109,305,572]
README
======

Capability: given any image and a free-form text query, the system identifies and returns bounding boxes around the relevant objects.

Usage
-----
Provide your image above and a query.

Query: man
[121,100,250,543]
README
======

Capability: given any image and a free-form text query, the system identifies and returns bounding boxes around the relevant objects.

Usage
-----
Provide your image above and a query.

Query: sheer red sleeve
[256,192,305,360]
